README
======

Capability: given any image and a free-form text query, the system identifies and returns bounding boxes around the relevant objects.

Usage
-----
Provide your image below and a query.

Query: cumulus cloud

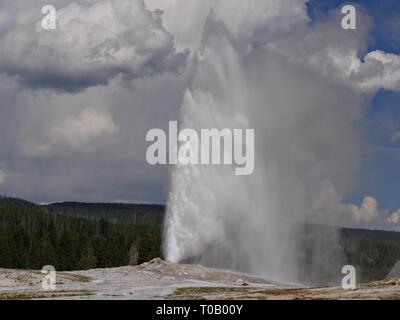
[21,106,118,155]
[313,178,400,229]
[0,0,187,92]
[314,182,400,227]
[265,9,400,95]
[387,210,400,224]
[0,70,182,203]
[48,107,119,149]
[353,50,400,93]
[312,181,380,224]
[348,196,379,223]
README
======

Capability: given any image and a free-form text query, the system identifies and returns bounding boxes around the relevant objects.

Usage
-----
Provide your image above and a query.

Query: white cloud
[353,50,400,93]
[387,210,400,224]
[264,10,400,95]
[0,0,186,91]
[348,196,379,223]
[20,105,119,156]
[312,181,382,225]
[48,107,119,149]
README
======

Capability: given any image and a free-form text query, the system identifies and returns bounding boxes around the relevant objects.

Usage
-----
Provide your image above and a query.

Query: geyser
[163,4,368,285]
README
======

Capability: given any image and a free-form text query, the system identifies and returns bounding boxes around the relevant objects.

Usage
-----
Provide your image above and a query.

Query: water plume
[164,10,363,285]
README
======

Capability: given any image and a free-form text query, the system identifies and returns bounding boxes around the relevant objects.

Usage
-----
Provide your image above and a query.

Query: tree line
[1,196,399,282]
[0,196,162,270]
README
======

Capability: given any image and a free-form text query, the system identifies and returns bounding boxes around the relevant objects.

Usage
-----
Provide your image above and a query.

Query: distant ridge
[0,195,165,212]
[0,195,36,208]
[47,201,165,212]
[0,195,165,226]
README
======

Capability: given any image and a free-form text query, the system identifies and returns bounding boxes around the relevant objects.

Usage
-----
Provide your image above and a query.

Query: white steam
[162,1,400,284]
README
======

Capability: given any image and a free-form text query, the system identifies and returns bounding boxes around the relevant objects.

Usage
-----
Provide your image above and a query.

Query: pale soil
[172,280,400,300]
[0,268,91,288]
[0,258,399,300]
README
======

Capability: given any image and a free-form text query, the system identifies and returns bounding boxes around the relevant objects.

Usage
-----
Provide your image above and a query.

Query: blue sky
[308,0,400,54]
[309,0,400,212]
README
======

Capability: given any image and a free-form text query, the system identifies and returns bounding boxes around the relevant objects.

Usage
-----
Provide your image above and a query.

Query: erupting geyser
[163,2,371,285]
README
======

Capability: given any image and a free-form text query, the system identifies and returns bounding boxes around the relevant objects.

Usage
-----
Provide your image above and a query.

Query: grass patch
[57,273,92,284]
[171,286,318,300]
[171,286,263,299]
[0,290,94,300]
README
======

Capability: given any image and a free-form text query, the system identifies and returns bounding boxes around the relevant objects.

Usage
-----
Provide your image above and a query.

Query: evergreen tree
[0,196,162,271]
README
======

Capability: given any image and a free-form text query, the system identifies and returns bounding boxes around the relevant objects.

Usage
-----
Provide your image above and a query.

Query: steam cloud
[163,1,400,284]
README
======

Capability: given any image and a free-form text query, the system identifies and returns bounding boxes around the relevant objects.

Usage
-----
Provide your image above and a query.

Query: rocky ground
[0,258,399,300]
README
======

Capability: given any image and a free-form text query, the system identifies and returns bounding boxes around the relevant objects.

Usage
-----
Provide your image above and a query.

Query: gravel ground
[1,259,399,300]
[0,259,285,300]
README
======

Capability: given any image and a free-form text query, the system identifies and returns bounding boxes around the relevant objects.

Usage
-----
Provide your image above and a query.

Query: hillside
[0,196,400,282]
[0,196,163,271]
[46,201,164,227]
[340,227,400,281]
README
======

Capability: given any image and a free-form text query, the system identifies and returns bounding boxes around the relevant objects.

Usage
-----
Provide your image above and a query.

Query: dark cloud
[0,0,188,93]
[0,70,186,204]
